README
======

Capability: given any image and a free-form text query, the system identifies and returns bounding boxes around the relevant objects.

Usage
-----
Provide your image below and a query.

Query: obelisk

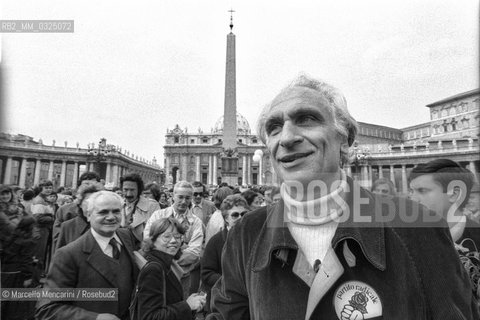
[221,10,239,186]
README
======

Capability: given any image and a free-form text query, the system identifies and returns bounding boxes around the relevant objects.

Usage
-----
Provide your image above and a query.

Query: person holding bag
[131,217,206,320]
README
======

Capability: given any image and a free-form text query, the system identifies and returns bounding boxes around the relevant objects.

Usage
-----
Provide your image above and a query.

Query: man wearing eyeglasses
[144,181,204,294]
[191,181,217,227]
[201,194,248,313]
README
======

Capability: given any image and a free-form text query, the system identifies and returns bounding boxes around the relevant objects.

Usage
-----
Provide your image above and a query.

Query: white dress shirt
[90,229,122,258]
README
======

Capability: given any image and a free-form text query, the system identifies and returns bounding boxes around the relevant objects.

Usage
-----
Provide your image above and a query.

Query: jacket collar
[145,249,174,268]
[136,196,151,212]
[252,177,386,272]
[167,206,195,224]
[193,199,203,209]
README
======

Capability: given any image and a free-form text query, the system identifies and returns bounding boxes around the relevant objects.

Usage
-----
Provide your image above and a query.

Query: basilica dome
[213,113,251,135]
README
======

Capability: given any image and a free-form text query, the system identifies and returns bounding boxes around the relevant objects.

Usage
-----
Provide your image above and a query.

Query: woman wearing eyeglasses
[132,217,206,320]
[200,194,249,314]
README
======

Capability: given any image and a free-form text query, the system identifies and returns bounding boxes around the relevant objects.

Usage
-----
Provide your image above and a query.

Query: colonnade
[168,153,265,186]
[1,156,162,189]
[346,160,478,194]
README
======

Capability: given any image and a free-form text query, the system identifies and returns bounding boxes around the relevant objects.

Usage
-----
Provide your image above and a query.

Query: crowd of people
[0,170,282,320]
[1,74,479,320]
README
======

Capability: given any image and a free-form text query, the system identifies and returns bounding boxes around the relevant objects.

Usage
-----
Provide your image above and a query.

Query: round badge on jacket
[333,281,382,320]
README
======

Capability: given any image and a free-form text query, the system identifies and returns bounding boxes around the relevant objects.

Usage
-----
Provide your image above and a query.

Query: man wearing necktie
[36,191,139,320]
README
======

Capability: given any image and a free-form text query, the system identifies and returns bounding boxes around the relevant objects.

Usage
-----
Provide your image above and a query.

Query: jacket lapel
[117,229,139,279]
[130,196,160,228]
[74,216,90,236]
[304,247,344,320]
[83,231,118,287]
[130,197,149,228]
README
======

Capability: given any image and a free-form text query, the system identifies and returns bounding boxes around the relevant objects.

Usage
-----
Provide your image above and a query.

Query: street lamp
[252,149,263,162]
[348,144,370,181]
[87,138,112,174]
[252,149,264,185]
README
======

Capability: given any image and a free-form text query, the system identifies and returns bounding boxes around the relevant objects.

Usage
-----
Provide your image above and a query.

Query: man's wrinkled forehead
[94,194,122,208]
[174,187,193,196]
[268,86,333,114]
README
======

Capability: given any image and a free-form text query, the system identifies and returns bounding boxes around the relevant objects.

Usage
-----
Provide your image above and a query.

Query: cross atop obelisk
[228,9,235,31]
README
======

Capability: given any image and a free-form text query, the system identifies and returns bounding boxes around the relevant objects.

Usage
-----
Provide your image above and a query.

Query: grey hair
[173,181,193,194]
[256,74,358,166]
[85,190,123,216]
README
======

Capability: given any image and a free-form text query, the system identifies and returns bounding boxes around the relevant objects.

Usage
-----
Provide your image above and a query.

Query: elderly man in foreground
[209,75,478,320]
[36,191,138,320]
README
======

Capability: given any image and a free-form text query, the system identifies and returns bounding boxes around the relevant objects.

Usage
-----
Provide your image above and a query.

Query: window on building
[252,138,257,143]
[202,138,208,143]
[174,137,179,143]
[239,139,243,143]
[449,106,456,116]
[190,139,195,143]
[218,139,222,143]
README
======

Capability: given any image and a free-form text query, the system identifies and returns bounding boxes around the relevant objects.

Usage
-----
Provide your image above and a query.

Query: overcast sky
[1,0,478,165]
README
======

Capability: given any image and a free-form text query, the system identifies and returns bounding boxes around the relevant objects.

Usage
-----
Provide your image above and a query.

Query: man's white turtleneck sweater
[281,170,348,267]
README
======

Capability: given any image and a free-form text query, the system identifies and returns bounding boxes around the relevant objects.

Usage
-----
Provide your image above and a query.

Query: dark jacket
[210,181,479,320]
[1,216,38,320]
[201,228,228,312]
[1,215,37,275]
[135,250,192,320]
[52,202,80,246]
[457,218,480,305]
[54,214,90,253]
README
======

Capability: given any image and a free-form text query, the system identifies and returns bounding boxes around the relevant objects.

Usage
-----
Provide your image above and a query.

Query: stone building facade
[164,113,273,186]
[163,19,479,192]
[163,89,479,194]
[0,134,164,190]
